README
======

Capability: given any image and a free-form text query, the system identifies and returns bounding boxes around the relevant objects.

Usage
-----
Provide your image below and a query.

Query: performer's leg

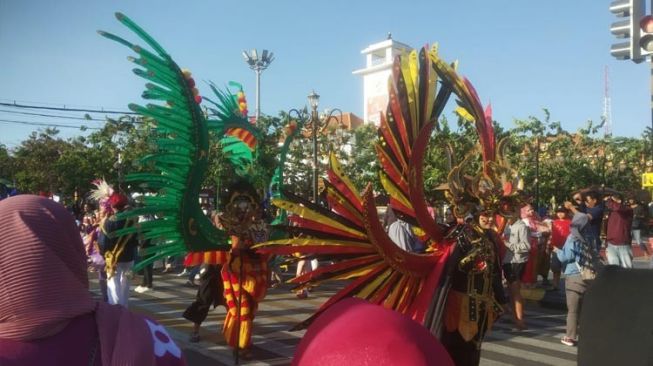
[98,270,108,302]
[117,261,133,307]
[106,269,120,305]
[441,330,481,366]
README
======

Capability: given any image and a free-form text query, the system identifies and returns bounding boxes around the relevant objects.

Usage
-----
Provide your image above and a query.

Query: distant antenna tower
[603,66,613,137]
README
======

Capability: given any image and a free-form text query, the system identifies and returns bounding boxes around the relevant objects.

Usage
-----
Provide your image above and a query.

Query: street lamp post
[308,91,320,204]
[535,136,540,210]
[305,91,343,204]
[242,49,274,123]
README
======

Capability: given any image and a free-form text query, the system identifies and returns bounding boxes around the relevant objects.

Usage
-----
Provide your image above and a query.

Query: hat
[108,192,129,210]
[555,206,567,213]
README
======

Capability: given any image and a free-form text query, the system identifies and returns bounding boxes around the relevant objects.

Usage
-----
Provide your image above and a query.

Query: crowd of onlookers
[383,189,650,348]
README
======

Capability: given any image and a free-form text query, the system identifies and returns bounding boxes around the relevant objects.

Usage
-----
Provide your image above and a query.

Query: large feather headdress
[89,179,114,210]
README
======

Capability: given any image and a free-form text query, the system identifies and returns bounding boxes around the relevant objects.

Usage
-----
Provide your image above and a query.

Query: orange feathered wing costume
[254,46,523,354]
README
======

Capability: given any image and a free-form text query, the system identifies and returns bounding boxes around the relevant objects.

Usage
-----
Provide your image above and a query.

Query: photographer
[603,194,634,268]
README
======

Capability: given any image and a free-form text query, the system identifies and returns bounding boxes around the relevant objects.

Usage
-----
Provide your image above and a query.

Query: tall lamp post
[242,49,274,123]
[535,136,540,210]
[525,136,551,211]
[306,90,343,204]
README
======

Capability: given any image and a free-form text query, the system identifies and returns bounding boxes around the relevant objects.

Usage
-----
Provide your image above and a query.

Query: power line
[0,109,107,121]
[0,119,102,130]
[0,101,138,115]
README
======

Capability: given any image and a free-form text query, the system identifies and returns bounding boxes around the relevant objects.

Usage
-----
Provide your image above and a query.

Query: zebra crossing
[90,271,577,365]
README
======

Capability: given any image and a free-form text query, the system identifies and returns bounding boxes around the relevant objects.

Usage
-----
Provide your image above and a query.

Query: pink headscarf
[0,195,96,340]
[0,195,183,366]
[293,298,454,366]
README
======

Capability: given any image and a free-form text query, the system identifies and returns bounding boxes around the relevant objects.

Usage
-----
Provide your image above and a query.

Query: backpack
[574,239,604,282]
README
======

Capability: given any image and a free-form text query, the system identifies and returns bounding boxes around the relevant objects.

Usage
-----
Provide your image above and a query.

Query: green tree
[342,124,379,193]
[0,144,16,181]
[12,128,69,195]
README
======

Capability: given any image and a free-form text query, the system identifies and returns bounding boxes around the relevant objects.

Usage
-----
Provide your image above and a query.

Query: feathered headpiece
[90,179,114,211]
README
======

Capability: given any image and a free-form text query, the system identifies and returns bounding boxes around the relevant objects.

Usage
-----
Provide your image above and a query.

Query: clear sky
[0,0,649,149]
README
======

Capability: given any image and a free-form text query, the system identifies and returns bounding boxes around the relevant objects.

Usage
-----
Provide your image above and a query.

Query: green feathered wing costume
[99,13,268,269]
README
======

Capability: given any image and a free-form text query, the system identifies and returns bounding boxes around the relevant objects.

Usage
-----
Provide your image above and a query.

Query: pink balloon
[293,298,454,366]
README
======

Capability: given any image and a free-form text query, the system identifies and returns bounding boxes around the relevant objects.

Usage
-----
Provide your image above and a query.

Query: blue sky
[0,0,649,149]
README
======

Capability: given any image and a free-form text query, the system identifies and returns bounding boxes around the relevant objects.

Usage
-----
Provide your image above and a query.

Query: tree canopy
[1,109,650,211]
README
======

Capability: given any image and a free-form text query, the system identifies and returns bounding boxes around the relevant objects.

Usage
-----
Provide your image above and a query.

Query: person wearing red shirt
[549,207,571,291]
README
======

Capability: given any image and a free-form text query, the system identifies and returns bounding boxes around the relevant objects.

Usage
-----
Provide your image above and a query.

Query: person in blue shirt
[553,211,591,347]
[571,191,604,253]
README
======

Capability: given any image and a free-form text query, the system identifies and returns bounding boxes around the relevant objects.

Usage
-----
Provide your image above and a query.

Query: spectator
[0,195,186,365]
[549,206,571,291]
[440,209,458,232]
[534,208,553,287]
[520,204,549,287]
[502,204,533,330]
[135,214,155,293]
[572,191,604,253]
[382,204,398,232]
[553,211,592,347]
[604,194,634,268]
[388,218,425,253]
[629,197,649,257]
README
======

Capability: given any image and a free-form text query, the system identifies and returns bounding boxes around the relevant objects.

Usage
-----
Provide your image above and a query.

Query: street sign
[641,173,653,187]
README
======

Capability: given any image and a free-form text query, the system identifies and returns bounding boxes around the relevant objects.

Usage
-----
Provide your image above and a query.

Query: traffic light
[640,15,653,57]
[610,0,646,62]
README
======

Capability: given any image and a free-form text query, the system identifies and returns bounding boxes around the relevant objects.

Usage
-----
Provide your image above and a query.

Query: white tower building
[352,34,411,126]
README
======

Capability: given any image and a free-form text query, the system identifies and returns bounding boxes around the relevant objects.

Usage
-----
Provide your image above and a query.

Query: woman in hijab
[553,210,593,347]
[0,195,186,365]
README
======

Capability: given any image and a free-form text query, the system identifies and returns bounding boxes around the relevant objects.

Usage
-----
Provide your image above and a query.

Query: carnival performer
[98,192,139,307]
[99,13,283,361]
[218,181,270,357]
[88,179,115,302]
[438,211,508,365]
[253,45,526,366]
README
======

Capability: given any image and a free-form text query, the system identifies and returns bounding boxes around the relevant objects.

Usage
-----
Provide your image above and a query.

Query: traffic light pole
[650,58,653,162]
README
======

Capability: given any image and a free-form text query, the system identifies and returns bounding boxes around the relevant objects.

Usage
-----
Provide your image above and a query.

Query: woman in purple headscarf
[0,195,187,366]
